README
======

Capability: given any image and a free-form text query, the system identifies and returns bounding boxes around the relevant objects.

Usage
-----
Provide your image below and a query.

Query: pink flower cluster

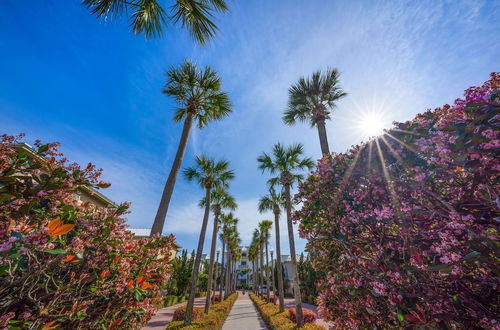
[295,73,499,328]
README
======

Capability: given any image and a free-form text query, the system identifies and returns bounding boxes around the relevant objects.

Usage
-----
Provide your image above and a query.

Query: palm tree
[83,0,229,42]
[258,220,273,298]
[219,213,238,299]
[183,156,234,325]
[249,229,260,294]
[258,186,286,311]
[199,188,237,313]
[150,61,231,237]
[283,68,347,155]
[257,143,314,327]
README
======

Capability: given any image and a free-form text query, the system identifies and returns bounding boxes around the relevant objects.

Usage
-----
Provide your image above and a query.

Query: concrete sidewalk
[141,296,206,330]
[222,293,267,330]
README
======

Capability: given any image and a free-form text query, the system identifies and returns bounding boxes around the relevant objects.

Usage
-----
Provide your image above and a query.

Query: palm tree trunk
[285,184,303,327]
[265,238,270,296]
[204,211,219,313]
[316,119,330,155]
[259,242,264,297]
[184,186,211,325]
[219,239,225,299]
[225,250,231,299]
[150,113,194,236]
[274,210,285,312]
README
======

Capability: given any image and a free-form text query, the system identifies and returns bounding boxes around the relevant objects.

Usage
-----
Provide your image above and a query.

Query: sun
[359,112,386,137]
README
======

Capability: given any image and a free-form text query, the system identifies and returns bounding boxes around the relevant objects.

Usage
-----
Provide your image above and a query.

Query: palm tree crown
[199,186,237,214]
[258,186,285,214]
[257,143,314,187]
[83,0,229,42]
[183,155,234,189]
[164,61,232,129]
[283,68,346,127]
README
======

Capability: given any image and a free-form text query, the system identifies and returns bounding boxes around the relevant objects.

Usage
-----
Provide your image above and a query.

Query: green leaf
[397,313,405,322]
[452,295,458,302]
[38,144,49,153]
[428,264,452,273]
[463,251,481,261]
[41,248,68,255]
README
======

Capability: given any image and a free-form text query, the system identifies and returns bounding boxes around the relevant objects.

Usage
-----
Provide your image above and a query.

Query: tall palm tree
[258,187,286,311]
[283,68,347,155]
[258,220,273,297]
[219,213,238,298]
[83,0,229,42]
[249,229,260,294]
[183,156,234,325]
[150,61,231,237]
[257,143,314,327]
[199,187,236,313]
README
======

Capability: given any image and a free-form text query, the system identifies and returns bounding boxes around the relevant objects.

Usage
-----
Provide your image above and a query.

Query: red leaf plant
[0,137,177,329]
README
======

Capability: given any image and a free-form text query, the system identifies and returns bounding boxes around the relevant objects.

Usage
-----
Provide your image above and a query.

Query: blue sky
[1,0,499,255]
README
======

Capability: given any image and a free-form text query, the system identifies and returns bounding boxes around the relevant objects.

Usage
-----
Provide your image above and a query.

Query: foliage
[297,253,321,305]
[165,249,196,296]
[250,293,325,330]
[172,306,204,322]
[288,308,317,324]
[167,292,238,329]
[83,0,229,42]
[295,73,500,328]
[0,137,176,329]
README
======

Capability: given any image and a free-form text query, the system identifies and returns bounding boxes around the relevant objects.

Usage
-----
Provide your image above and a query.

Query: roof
[128,228,151,237]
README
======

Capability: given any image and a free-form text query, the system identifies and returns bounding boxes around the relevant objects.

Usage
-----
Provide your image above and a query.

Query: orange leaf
[137,276,146,286]
[140,282,153,290]
[63,255,77,263]
[97,182,112,188]
[107,318,123,330]
[42,321,59,329]
[127,280,134,289]
[48,223,75,237]
[101,270,111,279]
[48,217,62,233]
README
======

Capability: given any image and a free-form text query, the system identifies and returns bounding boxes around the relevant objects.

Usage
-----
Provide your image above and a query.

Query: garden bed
[166,292,238,329]
[249,293,324,329]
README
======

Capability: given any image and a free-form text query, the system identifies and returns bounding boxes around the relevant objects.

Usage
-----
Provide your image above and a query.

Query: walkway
[141,296,206,330]
[222,292,267,330]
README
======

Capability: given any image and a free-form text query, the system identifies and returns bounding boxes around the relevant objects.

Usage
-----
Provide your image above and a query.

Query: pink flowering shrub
[0,136,176,329]
[295,73,499,328]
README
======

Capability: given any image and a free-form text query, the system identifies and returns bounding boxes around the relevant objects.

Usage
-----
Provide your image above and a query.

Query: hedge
[249,293,324,329]
[166,292,238,329]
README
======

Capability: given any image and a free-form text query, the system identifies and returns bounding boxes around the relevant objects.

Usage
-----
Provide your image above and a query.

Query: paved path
[141,296,206,330]
[222,293,267,330]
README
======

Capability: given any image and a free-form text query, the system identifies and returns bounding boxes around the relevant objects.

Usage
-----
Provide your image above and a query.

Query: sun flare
[359,113,386,137]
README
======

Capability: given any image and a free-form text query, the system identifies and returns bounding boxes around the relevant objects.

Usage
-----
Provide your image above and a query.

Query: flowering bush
[295,73,500,328]
[0,136,176,329]
[172,305,203,322]
[288,308,317,324]
[250,293,325,329]
[167,292,238,329]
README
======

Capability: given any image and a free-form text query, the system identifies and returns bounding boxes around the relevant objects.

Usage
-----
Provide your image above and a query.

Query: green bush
[249,293,325,330]
[166,293,238,329]
[195,291,207,298]
[163,295,180,307]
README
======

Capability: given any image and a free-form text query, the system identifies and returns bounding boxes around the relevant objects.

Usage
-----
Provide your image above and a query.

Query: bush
[0,137,177,329]
[164,295,180,307]
[295,73,500,328]
[172,306,203,322]
[288,308,317,324]
[166,292,238,329]
[250,293,325,330]
[195,291,207,298]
